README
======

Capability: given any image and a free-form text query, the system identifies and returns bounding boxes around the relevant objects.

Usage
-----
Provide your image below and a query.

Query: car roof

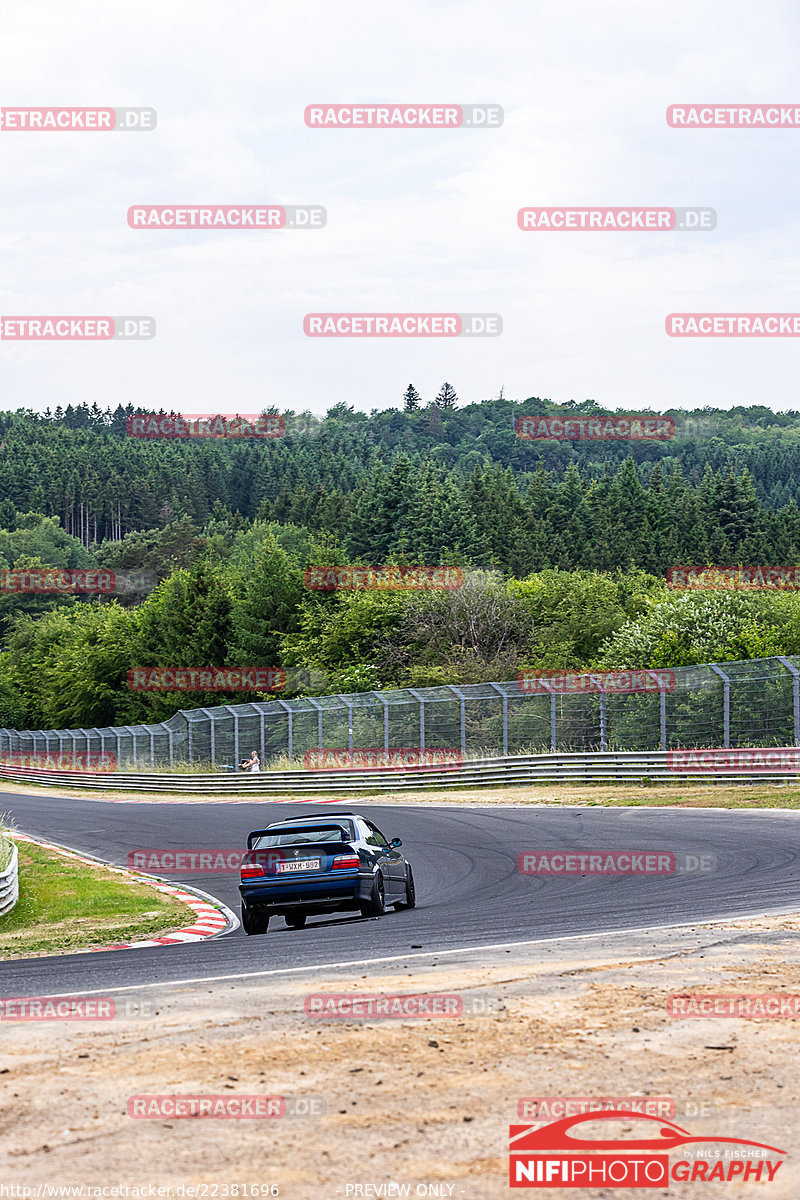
[267,811,355,826]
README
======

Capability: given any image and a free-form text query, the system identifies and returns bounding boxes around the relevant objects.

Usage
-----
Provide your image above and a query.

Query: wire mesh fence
[1,656,799,772]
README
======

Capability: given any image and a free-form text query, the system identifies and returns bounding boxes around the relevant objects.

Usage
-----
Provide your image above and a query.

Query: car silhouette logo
[510,1109,786,1154]
[509,1111,786,1188]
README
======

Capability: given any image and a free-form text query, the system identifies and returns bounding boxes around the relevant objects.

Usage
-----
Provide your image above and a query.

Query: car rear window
[252,824,351,848]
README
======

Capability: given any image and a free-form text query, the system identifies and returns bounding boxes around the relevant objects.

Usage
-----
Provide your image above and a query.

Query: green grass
[0,842,194,958]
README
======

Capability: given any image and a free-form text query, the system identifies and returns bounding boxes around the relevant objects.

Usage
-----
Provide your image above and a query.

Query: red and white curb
[13,833,235,954]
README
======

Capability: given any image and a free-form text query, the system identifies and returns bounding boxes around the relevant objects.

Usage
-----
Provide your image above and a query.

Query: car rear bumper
[240,870,370,913]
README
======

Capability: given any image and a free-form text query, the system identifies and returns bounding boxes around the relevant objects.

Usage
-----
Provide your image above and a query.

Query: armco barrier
[1,750,799,794]
[0,842,19,915]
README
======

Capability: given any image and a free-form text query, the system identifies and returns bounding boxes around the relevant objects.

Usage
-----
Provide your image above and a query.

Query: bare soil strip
[2,913,798,1197]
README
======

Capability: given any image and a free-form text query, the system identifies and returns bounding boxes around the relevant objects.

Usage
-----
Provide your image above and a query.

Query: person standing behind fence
[240,749,261,773]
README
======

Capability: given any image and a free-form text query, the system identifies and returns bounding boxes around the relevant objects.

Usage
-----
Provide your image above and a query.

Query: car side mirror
[390,837,402,848]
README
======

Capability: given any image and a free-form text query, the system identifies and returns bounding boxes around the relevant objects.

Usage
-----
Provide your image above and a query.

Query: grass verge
[0,841,193,959]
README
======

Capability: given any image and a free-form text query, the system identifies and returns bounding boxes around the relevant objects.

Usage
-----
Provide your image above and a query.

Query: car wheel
[241,901,269,935]
[360,872,387,918]
[395,866,416,909]
[285,912,307,928]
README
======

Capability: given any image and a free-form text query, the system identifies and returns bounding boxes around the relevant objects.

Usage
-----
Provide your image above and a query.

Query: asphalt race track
[1,789,799,995]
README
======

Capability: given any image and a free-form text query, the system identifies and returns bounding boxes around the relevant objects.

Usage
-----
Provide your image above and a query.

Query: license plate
[276,858,321,873]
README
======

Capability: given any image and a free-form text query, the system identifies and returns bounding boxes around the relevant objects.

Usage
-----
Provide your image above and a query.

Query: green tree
[402,384,422,412]
[432,382,458,410]
[228,537,305,666]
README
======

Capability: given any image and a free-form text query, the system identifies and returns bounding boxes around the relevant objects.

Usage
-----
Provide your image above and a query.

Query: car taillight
[241,862,265,879]
[331,854,360,869]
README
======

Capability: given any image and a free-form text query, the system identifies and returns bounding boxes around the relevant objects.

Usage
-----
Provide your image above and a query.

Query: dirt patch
[1,913,799,1196]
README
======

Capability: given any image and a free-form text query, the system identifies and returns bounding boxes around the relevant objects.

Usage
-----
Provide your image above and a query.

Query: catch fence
[1,656,799,772]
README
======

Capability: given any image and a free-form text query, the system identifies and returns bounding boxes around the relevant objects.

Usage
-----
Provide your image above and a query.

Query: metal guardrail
[1,751,799,794]
[0,843,19,916]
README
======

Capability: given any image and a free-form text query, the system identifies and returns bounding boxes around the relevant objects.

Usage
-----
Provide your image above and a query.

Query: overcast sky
[2,0,800,416]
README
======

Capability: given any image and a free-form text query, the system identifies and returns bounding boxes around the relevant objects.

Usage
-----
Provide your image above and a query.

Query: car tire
[360,872,387,918]
[285,912,307,929]
[241,901,269,936]
[395,867,416,910]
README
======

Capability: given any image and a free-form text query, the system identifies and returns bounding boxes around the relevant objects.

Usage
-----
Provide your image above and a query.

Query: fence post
[277,700,293,759]
[660,687,667,751]
[308,697,324,750]
[371,692,390,752]
[78,728,91,767]
[408,689,425,751]
[489,683,508,756]
[599,689,608,752]
[196,709,215,767]
[222,706,240,771]
[709,664,730,748]
[123,726,137,768]
[335,697,353,752]
[162,723,174,768]
[776,657,800,745]
[447,686,466,756]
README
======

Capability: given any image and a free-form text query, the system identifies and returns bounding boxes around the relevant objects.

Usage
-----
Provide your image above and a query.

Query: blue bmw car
[239,810,416,934]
